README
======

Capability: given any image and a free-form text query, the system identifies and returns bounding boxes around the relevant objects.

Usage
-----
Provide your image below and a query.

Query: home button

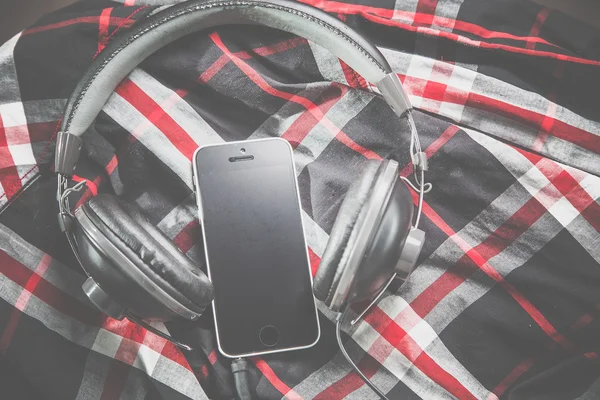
[259,325,279,347]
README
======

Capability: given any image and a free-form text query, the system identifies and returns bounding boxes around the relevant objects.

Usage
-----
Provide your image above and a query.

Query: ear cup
[347,177,414,305]
[313,159,416,312]
[78,194,213,318]
[313,160,382,306]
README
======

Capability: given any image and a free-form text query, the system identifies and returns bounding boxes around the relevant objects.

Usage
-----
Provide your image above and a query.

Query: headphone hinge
[55,131,83,176]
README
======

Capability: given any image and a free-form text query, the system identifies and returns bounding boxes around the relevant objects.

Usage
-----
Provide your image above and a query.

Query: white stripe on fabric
[105,82,194,187]
[128,69,223,147]
[379,48,600,174]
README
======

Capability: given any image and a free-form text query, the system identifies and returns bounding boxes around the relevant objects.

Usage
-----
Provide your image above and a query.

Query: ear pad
[313,160,382,306]
[77,194,213,318]
[349,176,414,305]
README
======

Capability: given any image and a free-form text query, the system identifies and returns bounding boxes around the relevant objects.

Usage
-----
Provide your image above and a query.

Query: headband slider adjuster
[55,131,82,176]
[376,73,412,118]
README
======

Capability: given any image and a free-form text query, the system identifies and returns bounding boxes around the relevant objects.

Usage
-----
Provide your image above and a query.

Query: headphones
[55,0,428,397]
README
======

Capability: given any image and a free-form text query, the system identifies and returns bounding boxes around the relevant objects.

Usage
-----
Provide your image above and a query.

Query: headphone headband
[55,0,411,175]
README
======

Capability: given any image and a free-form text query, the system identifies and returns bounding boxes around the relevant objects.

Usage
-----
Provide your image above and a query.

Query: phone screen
[194,138,320,357]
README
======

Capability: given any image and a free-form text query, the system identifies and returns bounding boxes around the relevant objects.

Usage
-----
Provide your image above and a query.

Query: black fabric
[313,159,381,305]
[82,194,213,309]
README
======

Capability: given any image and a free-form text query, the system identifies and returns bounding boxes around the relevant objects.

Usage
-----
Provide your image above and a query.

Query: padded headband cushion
[61,0,392,136]
[313,160,382,305]
[82,194,213,309]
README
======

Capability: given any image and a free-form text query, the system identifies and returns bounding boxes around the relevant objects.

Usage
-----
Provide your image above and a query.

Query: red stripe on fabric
[23,16,133,35]
[251,357,302,399]
[414,0,439,27]
[526,8,550,50]
[197,364,210,380]
[99,360,131,400]
[493,303,600,397]
[201,37,308,83]
[571,313,594,331]
[199,54,230,83]
[0,118,62,203]
[399,71,600,155]
[72,174,99,196]
[0,115,22,199]
[551,170,596,216]
[115,78,198,160]
[0,162,22,202]
[339,60,366,89]
[308,247,321,277]
[513,145,543,165]
[300,0,587,59]
[106,155,118,175]
[282,85,347,147]
[74,176,102,209]
[336,132,382,160]
[302,0,600,66]
[531,99,556,152]
[501,281,574,351]
[98,8,113,53]
[0,250,33,288]
[463,94,600,155]
[314,353,381,400]
[0,249,101,327]
[160,341,192,371]
[0,254,52,352]
[208,349,218,364]
[581,201,600,233]
[532,61,564,151]
[249,37,308,57]
[551,170,582,199]
[417,196,576,351]
[27,121,60,144]
[365,308,479,400]
[0,309,22,354]
[399,124,459,176]
[491,357,535,397]
[93,6,149,59]
[105,318,189,369]
[34,277,101,326]
[210,32,381,160]
[113,323,146,365]
[173,219,200,254]
[1,125,30,146]
[0,250,191,370]
[474,197,547,261]
[410,256,479,317]
[123,39,309,148]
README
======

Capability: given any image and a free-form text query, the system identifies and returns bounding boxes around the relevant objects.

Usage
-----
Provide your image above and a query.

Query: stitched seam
[64,0,387,131]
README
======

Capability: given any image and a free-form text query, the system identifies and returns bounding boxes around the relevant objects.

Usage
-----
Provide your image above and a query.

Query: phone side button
[195,189,204,222]
[192,175,204,220]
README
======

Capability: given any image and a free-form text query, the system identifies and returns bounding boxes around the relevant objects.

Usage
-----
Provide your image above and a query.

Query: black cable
[231,357,255,400]
[336,310,389,400]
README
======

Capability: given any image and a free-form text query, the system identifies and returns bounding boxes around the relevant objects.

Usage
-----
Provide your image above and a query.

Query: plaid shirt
[0,0,599,398]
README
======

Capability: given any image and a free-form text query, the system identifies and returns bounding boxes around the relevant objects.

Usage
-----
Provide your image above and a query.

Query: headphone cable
[336,311,390,400]
[231,357,255,400]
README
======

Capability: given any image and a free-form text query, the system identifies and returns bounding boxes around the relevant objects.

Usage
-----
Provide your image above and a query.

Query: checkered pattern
[0,0,599,398]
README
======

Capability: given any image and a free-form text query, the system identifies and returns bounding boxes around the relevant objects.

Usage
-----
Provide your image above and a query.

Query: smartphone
[192,138,320,358]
